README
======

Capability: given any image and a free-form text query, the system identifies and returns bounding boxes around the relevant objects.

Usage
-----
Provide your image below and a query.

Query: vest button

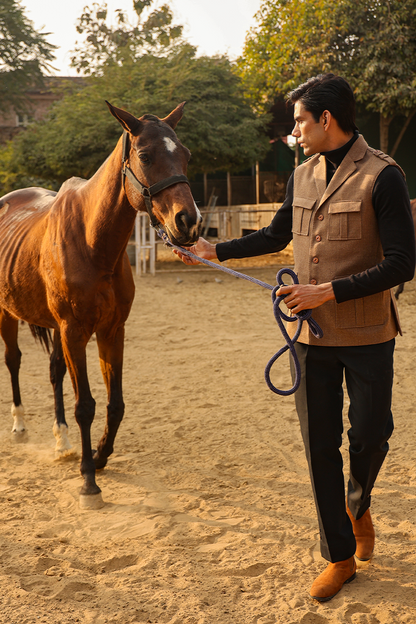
[312,257,319,264]
[315,235,321,242]
[310,279,317,285]
[318,214,324,221]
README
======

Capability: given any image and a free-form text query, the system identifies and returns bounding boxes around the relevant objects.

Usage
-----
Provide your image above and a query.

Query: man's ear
[322,110,332,130]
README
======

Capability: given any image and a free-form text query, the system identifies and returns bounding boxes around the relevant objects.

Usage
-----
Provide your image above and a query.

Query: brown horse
[0,102,202,508]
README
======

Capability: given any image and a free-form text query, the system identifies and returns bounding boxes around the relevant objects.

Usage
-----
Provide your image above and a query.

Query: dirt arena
[0,248,415,624]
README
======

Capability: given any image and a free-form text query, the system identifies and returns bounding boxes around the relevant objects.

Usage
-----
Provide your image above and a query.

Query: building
[0,77,84,144]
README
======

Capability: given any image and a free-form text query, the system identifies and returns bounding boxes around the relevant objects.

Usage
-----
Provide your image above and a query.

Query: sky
[21,0,263,76]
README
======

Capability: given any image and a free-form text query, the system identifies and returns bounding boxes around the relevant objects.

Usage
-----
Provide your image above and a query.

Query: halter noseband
[121,131,190,228]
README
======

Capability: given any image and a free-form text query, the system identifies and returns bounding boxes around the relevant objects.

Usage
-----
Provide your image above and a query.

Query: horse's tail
[29,324,52,354]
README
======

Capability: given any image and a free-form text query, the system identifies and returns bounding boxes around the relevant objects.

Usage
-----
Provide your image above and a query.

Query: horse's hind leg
[93,326,125,470]
[0,310,26,433]
[50,329,74,457]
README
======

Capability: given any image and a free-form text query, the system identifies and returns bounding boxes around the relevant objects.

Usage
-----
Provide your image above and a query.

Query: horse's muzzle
[168,210,202,246]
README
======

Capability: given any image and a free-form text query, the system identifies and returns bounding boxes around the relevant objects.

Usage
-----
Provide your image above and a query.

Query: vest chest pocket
[328,201,362,240]
[292,196,316,236]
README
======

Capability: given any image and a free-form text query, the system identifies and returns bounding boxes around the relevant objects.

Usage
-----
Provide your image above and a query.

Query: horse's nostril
[175,210,192,230]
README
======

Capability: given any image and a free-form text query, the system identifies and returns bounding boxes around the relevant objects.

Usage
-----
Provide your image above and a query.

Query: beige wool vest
[289,135,403,347]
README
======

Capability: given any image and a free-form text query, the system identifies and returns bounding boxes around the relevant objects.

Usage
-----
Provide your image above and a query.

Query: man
[175,74,415,601]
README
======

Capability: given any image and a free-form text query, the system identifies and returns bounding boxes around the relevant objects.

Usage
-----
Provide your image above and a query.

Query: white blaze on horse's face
[163,137,177,153]
[194,201,202,221]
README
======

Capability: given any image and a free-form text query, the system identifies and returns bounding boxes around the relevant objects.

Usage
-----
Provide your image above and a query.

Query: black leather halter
[121,131,190,228]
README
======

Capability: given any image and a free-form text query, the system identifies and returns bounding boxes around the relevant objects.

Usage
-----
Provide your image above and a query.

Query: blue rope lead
[155,229,323,396]
[264,268,323,396]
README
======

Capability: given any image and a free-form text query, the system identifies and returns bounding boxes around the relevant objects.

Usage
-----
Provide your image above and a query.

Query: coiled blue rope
[264,268,323,395]
[155,229,323,395]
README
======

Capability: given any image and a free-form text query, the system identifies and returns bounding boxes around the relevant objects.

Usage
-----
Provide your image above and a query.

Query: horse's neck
[82,139,137,270]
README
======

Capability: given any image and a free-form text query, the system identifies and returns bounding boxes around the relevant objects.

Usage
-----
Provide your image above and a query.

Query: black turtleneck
[216,136,415,303]
[322,131,359,184]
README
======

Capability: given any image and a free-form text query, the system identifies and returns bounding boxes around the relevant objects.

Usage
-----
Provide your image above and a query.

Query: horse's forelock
[140,114,161,123]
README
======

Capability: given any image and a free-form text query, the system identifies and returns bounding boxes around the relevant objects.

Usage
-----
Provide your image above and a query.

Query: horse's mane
[58,177,88,193]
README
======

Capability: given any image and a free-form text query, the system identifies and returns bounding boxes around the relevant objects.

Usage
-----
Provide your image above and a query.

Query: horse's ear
[105,101,142,135]
[161,102,186,129]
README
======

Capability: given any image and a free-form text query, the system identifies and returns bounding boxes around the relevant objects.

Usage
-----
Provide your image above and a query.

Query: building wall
[0,77,83,145]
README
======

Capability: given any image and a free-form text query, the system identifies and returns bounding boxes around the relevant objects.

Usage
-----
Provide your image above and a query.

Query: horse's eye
[138,153,150,164]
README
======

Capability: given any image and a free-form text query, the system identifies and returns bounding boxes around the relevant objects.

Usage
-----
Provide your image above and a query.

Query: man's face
[292,101,327,156]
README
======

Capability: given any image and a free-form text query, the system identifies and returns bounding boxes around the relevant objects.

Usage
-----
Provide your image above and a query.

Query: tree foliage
[70,0,184,75]
[0,0,57,111]
[1,45,269,192]
[239,0,416,153]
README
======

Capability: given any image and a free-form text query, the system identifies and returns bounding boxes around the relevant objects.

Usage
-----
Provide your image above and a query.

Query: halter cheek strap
[121,131,190,228]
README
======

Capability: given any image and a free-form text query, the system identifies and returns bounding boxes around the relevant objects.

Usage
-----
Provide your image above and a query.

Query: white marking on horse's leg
[53,422,76,458]
[11,404,26,433]
[163,136,177,153]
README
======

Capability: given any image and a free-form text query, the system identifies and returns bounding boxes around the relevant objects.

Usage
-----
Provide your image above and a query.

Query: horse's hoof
[11,404,26,434]
[54,447,78,461]
[53,423,75,458]
[79,492,105,510]
[11,429,28,443]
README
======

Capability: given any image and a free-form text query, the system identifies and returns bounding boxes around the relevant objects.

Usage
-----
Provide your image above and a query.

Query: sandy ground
[0,248,415,624]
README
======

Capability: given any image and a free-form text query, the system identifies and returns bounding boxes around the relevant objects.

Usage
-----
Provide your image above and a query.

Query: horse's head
[106,101,202,246]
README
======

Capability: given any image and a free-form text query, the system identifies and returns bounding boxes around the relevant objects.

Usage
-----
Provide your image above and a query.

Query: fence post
[255,161,260,205]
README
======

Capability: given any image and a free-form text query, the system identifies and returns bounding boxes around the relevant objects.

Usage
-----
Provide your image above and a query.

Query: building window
[16,113,31,127]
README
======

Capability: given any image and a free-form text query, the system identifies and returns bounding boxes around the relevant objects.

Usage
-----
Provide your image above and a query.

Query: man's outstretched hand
[173,237,218,265]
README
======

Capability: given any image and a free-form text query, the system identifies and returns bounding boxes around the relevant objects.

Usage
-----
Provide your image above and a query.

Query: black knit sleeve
[332,166,415,302]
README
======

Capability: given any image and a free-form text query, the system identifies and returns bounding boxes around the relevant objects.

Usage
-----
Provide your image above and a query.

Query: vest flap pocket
[292,197,316,236]
[293,196,316,210]
[328,201,361,214]
[328,200,362,240]
[335,291,388,329]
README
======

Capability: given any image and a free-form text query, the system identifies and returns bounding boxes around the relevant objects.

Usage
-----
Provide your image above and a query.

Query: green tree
[239,0,416,155]
[70,0,184,75]
[0,0,57,111]
[2,45,268,191]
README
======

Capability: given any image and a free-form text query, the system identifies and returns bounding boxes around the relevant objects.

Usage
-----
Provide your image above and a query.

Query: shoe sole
[311,571,357,603]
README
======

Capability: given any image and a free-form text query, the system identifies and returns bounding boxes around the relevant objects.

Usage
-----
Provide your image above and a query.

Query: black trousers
[291,340,395,562]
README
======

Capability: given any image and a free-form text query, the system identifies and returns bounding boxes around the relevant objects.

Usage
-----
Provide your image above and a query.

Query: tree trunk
[390,110,416,159]
[379,114,392,153]
[255,161,260,205]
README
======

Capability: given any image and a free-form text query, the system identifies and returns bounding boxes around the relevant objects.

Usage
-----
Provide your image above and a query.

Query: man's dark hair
[287,73,358,134]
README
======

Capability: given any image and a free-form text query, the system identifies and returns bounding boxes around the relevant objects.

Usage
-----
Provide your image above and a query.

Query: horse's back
[0,186,57,214]
[0,188,60,324]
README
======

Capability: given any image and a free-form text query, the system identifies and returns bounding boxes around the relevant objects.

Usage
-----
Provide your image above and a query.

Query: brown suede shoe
[310,556,357,602]
[347,507,375,561]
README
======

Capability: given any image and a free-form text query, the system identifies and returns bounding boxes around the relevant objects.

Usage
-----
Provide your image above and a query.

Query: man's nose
[292,124,299,137]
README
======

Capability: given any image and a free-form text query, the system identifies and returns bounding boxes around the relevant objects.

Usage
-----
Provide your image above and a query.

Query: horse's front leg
[60,326,103,509]
[0,310,26,434]
[50,329,75,457]
[93,325,125,470]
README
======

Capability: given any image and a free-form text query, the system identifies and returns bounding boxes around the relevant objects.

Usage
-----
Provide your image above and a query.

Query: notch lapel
[318,157,357,207]
[314,155,327,201]
[316,135,368,208]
